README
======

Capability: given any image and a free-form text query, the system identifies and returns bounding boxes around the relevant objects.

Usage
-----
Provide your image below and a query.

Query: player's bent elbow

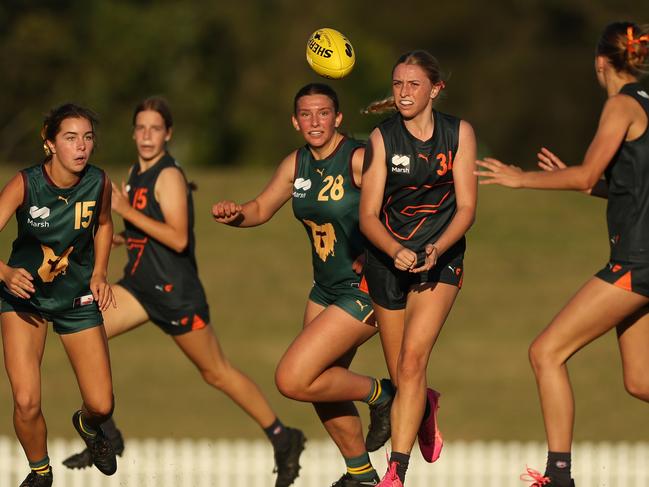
[172,235,189,253]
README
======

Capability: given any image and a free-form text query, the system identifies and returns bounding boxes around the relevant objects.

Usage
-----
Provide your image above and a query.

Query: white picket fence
[1,437,648,486]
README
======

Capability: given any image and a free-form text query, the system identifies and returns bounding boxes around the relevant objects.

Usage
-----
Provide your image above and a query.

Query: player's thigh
[102,284,149,339]
[280,303,373,381]
[533,277,649,362]
[1,311,48,400]
[372,303,405,384]
[59,325,113,408]
[401,282,459,363]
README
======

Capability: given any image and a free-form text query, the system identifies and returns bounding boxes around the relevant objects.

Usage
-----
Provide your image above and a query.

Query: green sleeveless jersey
[3,164,106,313]
[292,136,365,290]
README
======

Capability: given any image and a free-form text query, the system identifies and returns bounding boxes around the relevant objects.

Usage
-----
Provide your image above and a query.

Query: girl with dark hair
[360,50,477,486]
[0,104,117,486]
[62,97,305,487]
[476,21,649,487]
[213,83,395,487]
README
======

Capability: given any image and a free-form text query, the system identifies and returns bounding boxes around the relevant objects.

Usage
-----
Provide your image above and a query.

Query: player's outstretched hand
[537,147,567,172]
[212,200,243,224]
[393,247,417,271]
[411,244,438,273]
[90,275,116,312]
[0,265,35,299]
[475,157,524,188]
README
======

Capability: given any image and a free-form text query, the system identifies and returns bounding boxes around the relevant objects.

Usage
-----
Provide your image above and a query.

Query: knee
[528,338,561,375]
[397,350,428,385]
[624,375,649,402]
[275,365,307,401]
[200,362,231,390]
[13,391,41,420]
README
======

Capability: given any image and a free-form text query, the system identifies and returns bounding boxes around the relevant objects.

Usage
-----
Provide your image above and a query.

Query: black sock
[263,418,289,451]
[545,451,571,486]
[390,451,410,483]
[101,417,120,439]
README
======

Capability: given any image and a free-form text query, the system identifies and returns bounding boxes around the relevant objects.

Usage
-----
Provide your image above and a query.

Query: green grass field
[0,164,644,442]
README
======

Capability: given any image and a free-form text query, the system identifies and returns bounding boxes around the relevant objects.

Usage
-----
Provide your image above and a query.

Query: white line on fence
[0,437,647,486]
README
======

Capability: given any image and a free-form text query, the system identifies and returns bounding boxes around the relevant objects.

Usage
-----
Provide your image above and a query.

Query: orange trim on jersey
[359,276,369,294]
[126,237,148,275]
[381,186,453,241]
[614,271,633,292]
[192,314,208,331]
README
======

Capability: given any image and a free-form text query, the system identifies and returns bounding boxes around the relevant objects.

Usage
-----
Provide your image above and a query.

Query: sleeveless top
[372,110,464,256]
[3,163,105,312]
[292,136,366,290]
[121,153,207,307]
[605,83,649,263]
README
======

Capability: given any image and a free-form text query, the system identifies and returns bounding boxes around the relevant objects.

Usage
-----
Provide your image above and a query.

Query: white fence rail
[1,437,648,486]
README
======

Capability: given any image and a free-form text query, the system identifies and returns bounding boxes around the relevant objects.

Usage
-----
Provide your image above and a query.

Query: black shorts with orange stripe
[364,242,464,310]
[118,279,210,336]
[595,260,649,298]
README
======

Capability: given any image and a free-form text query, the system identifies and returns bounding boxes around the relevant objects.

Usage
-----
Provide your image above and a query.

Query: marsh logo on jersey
[391,155,410,174]
[293,178,312,198]
[38,244,74,283]
[28,206,50,228]
[303,219,337,262]
[638,90,649,100]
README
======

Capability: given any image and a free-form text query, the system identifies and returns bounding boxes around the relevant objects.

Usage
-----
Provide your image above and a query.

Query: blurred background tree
[0,0,647,168]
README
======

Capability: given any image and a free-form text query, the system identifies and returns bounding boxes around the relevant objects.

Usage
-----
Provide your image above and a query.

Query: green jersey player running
[212,83,395,487]
[0,104,118,487]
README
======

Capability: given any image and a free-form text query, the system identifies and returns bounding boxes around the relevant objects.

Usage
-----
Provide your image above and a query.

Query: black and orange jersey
[375,110,465,253]
[120,153,207,309]
[605,83,649,264]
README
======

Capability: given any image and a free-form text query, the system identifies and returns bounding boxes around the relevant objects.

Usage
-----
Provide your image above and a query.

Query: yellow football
[306,28,355,79]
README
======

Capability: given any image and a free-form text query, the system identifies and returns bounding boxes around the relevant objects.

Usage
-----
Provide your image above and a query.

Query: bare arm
[476,95,636,191]
[113,167,190,252]
[427,121,477,255]
[536,146,609,199]
[359,129,417,270]
[212,152,295,227]
[0,173,35,298]
[91,174,116,311]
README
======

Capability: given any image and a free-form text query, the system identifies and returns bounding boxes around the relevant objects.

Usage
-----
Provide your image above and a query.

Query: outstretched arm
[212,152,295,227]
[475,95,635,192]
[536,146,608,199]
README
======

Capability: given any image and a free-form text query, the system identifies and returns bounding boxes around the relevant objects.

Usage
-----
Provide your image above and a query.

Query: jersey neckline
[398,110,438,144]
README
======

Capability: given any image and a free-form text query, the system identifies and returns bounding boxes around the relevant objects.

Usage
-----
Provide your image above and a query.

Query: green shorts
[309,281,375,324]
[0,291,103,335]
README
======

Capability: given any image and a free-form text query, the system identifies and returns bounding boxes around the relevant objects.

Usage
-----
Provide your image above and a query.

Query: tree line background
[1,0,647,169]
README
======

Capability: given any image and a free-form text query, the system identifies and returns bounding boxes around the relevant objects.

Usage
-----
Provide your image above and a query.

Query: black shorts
[595,260,649,298]
[364,245,464,310]
[118,279,210,336]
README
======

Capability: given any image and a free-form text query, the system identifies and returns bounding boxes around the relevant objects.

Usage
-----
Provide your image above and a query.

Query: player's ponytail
[597,21,649,77]
[41,104,99,162]
[362,50,446,115]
